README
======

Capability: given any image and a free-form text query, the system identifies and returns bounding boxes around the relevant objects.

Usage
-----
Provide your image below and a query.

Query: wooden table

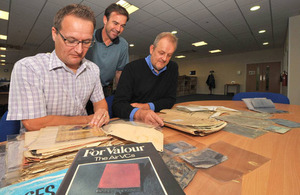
[2,100,299,194]
[162,100,300,195]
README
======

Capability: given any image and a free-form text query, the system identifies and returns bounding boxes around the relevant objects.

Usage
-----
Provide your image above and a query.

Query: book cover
[0,168,67,195]
[56,142,185,195]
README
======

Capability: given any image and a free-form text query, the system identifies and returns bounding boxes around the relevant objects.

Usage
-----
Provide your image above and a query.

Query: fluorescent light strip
[259,30,266,33]
[250,6,260,11]
[1,63,5,65]
[263,42,269,45]
[0,60,5,62]
[0,55,5,57]
[175,55,186,59]
[209,49,222,53]
[192,41,207,47]
[0,47,6,51]
[171,31,177,34]
[116,0,139,14]
[0,34,7,40]
[0,10,9,20]
[129,44,134,47]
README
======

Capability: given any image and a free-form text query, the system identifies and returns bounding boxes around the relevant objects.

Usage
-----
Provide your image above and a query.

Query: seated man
[112,32,178,127]
[7,4,109,131]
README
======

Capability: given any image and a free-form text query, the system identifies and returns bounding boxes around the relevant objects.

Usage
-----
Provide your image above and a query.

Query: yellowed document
[103,120,164,152]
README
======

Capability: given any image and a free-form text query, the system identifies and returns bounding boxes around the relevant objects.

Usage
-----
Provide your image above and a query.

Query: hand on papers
[131,103,150,110]
[135,109,164,127]
[89,108,110,127]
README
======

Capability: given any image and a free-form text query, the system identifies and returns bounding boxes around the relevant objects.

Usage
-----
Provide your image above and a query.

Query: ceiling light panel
[0,10,9,20]
[259,30,266,33]
[0,34,7,40]
[250,6,260,11]
[209,49,222,53]
[117,0,139,14]
[192,41,208,47]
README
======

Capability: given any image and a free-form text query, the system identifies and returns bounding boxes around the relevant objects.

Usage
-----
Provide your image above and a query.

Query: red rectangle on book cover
[98,163,141,189]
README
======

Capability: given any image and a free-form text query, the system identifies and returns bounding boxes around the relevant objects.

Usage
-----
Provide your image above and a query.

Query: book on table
[56,142,185,195]
[0,169,68,195]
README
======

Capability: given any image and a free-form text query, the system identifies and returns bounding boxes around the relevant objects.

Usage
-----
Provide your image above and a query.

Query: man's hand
[89,108,110,127]
[134,109,164,127]
[131,103,150,110]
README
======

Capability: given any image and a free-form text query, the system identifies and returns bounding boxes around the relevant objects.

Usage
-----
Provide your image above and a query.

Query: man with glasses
[85,3,129,97]
[7,4,109,131]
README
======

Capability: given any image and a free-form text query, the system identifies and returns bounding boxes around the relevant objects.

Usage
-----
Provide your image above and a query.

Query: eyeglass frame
[55,28,95,48]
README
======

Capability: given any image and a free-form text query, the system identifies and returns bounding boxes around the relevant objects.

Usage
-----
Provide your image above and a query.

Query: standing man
[85,3,129,97]
[7,4,109,131]
[112,32,179,127]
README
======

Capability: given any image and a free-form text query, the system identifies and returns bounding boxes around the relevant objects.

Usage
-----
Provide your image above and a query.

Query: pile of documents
[20,125,118,182]
[160,107,228,136]
[242,98,287,113]
[20,120,165,182]
[103,120,164,152]
[176,105,238,117]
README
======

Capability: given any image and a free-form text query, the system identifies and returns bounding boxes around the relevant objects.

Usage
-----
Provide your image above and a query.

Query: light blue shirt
[145,55,167,76]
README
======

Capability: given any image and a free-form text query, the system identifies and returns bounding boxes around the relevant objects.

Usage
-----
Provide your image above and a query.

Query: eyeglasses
[55,28,94,48]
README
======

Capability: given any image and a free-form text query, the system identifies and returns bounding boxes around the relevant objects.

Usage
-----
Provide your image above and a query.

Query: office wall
[288,15,300,105]
[174,48,283,95]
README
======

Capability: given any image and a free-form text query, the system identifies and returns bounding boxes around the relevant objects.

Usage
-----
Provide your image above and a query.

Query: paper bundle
[103,120,164,152]
[160,109,227,136]
[242,98,287,113]
[20,125,115,182]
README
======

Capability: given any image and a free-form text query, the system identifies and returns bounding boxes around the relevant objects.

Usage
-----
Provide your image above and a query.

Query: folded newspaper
[242,98,287,113]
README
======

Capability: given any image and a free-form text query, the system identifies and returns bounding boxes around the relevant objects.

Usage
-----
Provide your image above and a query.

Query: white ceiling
[1,0,300,66]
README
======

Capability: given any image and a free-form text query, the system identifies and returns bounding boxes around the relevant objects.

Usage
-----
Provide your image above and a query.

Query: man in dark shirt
[85,3,129,97]
[112,32,178,127]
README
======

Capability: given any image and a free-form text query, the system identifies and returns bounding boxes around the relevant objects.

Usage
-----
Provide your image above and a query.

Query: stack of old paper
[20,125,115,182]
[242,98,287,113]
[216,111,293,136]
[159,109,227,136]
[176,104,237,112]
[103,120,164,152]
[176,104,238,117]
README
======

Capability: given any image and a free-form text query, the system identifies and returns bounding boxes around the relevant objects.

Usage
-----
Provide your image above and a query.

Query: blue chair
[0,111,21,142]
[105,95,114,118]
[232,92,290,104]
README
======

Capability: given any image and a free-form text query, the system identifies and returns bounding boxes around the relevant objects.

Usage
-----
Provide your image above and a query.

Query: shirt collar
[49,50,89,73]
[95,27,120,45]
[145,55,167,76]
[49,50,63,70]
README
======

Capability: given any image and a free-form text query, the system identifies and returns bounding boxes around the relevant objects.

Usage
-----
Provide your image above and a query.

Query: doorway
[246,62,281,93]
